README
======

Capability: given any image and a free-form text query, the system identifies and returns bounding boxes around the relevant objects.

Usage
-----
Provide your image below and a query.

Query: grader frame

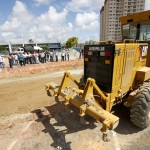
[45,10,150,141]
[45,72,119,141]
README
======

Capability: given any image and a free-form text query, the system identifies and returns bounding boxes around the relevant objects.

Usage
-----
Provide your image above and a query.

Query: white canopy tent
[33,46,43,50]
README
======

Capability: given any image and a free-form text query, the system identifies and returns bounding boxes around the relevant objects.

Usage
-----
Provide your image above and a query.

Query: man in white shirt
[55,51,58,62]
[0,55,5,68]
[40,52,45,63]
[50,51,53,62]
[61,50,65,61]
[14,54,18,65]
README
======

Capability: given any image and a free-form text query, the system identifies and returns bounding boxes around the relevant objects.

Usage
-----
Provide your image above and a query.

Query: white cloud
[34,0,51,6]
[145,0,150,10]
[37,6,67,25]
[32,6,70,42]
[75,12,98,30]
[0,1,33,32]
[0,1,35,43]
[67,0,104,12]
[2,32,16,38]
[0,1,72,43]
[12,1,33,23]
[78,33,99,43]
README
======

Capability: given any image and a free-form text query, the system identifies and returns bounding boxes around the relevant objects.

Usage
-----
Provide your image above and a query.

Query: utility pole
[8,41,12,53]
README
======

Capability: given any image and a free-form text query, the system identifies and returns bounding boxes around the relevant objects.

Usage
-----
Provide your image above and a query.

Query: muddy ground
[0,59,150,150]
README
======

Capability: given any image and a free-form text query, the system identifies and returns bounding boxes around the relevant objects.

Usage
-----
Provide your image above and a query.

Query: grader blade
[45,72,119,141]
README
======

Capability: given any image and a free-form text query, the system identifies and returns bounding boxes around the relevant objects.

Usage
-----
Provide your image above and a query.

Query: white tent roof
[34,46,43,50]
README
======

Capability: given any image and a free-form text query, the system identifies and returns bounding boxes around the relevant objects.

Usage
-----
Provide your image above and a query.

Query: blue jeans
[9,60,13,68]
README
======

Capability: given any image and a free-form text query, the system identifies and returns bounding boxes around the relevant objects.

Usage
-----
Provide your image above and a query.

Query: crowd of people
[0,50,70,69]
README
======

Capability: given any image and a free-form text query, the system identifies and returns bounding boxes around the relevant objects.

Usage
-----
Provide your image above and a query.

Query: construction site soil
[0,58,150,150]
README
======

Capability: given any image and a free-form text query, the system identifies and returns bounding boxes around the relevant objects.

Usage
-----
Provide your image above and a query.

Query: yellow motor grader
[45,10,150,141]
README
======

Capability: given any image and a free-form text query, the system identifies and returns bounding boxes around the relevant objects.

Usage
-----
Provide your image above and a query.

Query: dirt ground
[0,58,83,79]
[0,58,84,116]
[0,59,150,150]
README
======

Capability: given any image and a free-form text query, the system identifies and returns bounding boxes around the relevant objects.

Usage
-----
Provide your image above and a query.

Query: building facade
[100,0,145,41]
[100,6,105,41]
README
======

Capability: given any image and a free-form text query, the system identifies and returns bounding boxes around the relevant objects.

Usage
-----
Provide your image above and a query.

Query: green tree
[85,40,97,45]
[89,40,96,44]
[66,37,78,48]
[0,45,7,51]
[41,45,49,51]
[85,41,89,44]
[28,39,34,44]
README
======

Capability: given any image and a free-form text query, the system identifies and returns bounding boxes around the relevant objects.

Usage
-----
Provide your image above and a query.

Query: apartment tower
[100,0,145,41]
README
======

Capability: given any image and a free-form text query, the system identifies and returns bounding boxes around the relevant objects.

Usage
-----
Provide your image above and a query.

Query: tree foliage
[66,37,78,48]
[28,39,34,44]
[0,45,8,51]
[41,45,49,51]
[85,40,97,45]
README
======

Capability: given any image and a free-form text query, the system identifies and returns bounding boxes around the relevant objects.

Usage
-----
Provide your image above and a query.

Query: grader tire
[130,83,150,129]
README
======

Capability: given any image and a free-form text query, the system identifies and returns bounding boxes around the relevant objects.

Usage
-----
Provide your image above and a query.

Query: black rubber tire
[130,82,150,129]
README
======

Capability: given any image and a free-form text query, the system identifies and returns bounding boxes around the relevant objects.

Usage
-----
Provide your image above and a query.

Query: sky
[0,0,149,44]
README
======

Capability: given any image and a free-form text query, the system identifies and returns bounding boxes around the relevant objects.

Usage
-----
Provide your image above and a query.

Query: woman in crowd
[0,55,5,68]
[8,53,14,68]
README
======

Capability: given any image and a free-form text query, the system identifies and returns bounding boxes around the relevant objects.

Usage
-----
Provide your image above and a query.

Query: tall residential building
[100,0,145,41]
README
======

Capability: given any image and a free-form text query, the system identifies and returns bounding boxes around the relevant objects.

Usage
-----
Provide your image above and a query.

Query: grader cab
[45,10,150,141]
